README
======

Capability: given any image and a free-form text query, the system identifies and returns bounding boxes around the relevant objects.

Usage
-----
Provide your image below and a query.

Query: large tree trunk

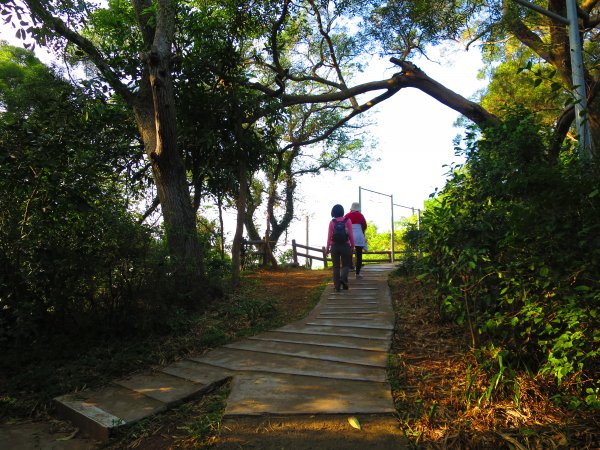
[147,48,203,274]
[587,100,600,153]
[231,159,248,288]
[134,0,206,291]
[244,192,262,242]
[217,194,225,261]
[131,83,206,301]
[266,159,296,245]
[507,3,599,156]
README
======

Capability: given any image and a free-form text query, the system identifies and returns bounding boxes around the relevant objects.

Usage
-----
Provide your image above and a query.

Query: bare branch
[307,0,358,108]
[139,195,160,223]
[268,0,291,95]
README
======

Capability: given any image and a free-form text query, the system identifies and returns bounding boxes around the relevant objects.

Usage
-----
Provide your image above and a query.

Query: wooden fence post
[292,240,298,265]
[322,247,328,268]
[262,235,268,266]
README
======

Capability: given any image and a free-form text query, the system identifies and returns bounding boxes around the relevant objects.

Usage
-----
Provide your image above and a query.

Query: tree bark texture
[146,50,203,274]
[231,159,248,288]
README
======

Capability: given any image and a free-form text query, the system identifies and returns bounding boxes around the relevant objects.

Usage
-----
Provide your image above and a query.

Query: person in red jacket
[325,204,354,292]
[344,202,367,278]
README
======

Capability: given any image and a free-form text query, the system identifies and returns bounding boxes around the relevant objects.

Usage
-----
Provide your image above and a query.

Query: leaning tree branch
[282,85,400,151]
[507,18,558,65]
[550,74,600,157]
[272,60,498,128]
[131,0,156,48]
[252,56,501,134]
[389,58,500,127]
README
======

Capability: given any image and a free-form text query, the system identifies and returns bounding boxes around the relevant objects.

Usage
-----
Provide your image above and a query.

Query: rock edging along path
[54,264,397,440]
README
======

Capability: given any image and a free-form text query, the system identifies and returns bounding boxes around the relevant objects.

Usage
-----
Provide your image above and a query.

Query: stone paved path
[5,263,397,447]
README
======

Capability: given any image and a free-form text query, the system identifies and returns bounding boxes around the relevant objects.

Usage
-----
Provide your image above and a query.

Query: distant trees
[244,102,373,268]
[365,223,408,253]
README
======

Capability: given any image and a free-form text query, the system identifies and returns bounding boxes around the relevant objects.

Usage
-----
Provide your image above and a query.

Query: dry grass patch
[388,274,600,449]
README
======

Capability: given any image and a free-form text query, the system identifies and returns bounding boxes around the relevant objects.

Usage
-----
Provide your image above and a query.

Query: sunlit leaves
[480,56,568,127]
[347,415,361,429]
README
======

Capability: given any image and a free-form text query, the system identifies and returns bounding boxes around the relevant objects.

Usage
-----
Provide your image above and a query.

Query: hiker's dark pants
[331,242,352,288]
[355,246,364,274]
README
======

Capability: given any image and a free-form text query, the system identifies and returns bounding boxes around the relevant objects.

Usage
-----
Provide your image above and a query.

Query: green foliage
[418,108,600,407]
[0,44,223,344]
[2,264,320,420]
[173,385,229,446]
[367,214,422,269]
[365,222,406,252]
[278,248,295,266]
[363,0,483,57]
[365,223,388,251]
[481,56,568,128]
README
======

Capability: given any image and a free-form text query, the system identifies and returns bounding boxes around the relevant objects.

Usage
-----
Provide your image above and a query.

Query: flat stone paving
[45,263,398,441]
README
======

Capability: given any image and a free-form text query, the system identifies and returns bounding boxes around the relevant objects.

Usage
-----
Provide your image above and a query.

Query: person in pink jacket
[344,202,368,278]
[325,204,355,292]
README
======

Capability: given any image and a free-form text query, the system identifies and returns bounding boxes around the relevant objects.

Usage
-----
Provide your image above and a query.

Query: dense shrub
[416,109,600,407]
[0,45,222,343]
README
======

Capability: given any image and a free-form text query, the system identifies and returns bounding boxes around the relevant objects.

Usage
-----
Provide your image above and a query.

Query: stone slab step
[317,303,392,312]
[249,330,389,351]
[54,366,229,440]
[306,319,394,330]
[319,311,379,317]
[324,297,378,302]
[54,385,166,440]
[277,323,393,340]
[161,359,234,383]
[190,347,387,382]
[113,371,203,404]
[317,312,378,318]
[51,264,396,441]
[318,311,380,317]
[225,338,388,367]
[320,305,378,310]
[224,372,395,416]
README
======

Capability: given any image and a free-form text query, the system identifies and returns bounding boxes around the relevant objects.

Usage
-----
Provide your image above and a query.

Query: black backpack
[331,218,348,243]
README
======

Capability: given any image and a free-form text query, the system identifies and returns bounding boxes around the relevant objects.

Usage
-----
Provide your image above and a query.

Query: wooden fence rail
[291,240,328,267]
[241,237,275,269]
[291,240,403,268]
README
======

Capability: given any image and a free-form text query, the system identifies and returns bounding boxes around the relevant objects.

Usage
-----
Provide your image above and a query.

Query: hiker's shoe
[341,281,349,290]
[355,273,363,279]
